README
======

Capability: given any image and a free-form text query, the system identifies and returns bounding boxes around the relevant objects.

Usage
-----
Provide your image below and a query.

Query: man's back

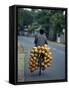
[34,33,48,46]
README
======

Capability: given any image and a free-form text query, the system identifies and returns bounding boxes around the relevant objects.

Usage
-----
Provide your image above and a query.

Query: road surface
[18,36,65,82]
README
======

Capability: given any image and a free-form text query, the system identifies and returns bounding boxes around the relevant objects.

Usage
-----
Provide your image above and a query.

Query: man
[34,29,48,74]
[34,29,48,46]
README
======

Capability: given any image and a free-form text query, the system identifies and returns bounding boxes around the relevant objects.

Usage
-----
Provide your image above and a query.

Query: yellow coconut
[49,56,53,60]
[41,46,44,50]
[31,68,35,72]
[32,60,36,64]
[34,53,37,57]
[41,50,45,54]
[44,65,48,68]
[44,47,48,52]
[47,63,51,66]
[33,56,36,60]
[44,59,48,63]
[46,59,50,62]
[32,47,37,49]
[35,67,38,70]
[34,48,38,53]
[44,57,46,60]
[47,55,50,58]
[47,48,51,52]
[29,61,32,66]
[41,62,44,66]
[36,62,38,66]
[44,44,48,48]
[32,63,36,67]
[49,52,52,55]
[30,58,33,62]
[31,49,34,53]
[37,46,41,50]
[38,50,42,53]
[45,53,48,56]
[30,53,34,57]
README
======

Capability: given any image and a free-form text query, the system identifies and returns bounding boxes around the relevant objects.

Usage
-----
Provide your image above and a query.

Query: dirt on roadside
[18,43,24,82]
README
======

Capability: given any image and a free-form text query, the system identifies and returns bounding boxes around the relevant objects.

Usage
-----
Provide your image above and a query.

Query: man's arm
[34,35,38,46]
[45,35,48,45]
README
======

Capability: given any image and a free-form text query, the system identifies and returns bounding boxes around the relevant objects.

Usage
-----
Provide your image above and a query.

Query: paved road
[18,36,65,82]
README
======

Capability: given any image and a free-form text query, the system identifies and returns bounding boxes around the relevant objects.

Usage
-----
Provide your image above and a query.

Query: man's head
[40,29,44,34]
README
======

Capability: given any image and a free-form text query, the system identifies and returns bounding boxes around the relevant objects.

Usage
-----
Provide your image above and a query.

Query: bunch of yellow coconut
[29,44,52,72]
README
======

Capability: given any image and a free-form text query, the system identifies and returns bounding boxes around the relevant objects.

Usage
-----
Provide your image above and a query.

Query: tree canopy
[18,8,65,35]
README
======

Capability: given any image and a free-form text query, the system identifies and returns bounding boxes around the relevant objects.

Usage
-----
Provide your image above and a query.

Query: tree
[50,10,65,33]
[18,8,65,41]
[18,8,33,31]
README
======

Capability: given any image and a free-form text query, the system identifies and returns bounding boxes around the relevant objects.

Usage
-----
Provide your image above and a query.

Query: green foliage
[18,8,65,36]
[36,10,50,25]
[18,8,33,30]
[50,11,65,33]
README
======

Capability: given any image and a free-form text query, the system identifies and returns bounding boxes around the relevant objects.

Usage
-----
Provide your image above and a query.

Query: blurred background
[18,8,65,43]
